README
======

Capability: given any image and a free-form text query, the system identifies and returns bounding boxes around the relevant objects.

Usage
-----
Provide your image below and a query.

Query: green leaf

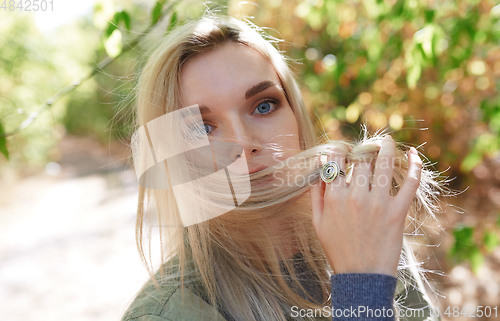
[121,11,131,31]
[460,151,482,172]
[0,121,9,160]
[105,12,120,38]
[449,225,475,261]
[483,230,500,252]
[415,25,435,60]
[496,212,500,227]
[406,64,421,89]
[424,9,435,23]
[449,225,485,274]
[105,22,117,39]
[470,246,484,274]
[152,1,164,25]
[167,12,178,33]
[453,225,474,241]
[475,132,500,156]
[104,29,123,58]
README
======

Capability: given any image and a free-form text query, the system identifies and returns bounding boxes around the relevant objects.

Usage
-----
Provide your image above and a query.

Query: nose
[236,147,259,159]
[225,118,262,162]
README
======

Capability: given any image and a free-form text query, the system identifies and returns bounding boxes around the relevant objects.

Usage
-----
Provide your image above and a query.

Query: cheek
[268,106,301,151]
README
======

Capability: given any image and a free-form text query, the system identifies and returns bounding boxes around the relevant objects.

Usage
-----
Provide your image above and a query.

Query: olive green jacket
[120,269,440,321]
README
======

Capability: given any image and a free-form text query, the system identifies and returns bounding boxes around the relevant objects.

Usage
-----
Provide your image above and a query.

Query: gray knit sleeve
[330,273,397,320]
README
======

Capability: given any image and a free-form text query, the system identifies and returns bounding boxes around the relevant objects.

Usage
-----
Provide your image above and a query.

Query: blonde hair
[130,13,454,321]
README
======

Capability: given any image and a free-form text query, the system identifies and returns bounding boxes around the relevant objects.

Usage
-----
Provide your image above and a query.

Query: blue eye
[201,123,214,135]
[187,123,215,139]
[252,100,278,115]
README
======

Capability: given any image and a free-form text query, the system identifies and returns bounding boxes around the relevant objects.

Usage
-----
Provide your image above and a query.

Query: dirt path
[0,136,152,321]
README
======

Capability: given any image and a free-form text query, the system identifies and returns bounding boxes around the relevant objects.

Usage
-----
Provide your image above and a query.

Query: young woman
[121,14,450,321]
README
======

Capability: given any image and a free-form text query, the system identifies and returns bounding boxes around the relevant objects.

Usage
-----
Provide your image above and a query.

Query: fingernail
[384,135,392,140]
[410,147,418,155]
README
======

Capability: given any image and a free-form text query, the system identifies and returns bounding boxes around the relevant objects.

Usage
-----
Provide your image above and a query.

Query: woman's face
[179,42,301,174]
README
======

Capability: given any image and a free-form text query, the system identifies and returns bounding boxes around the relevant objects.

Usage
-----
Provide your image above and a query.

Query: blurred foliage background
[1,0,500,319]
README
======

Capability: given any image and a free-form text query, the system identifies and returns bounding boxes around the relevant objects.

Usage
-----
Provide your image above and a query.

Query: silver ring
[320,160,346,183]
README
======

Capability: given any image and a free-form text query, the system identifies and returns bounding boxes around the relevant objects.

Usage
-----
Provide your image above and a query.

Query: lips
[248,166,268,174]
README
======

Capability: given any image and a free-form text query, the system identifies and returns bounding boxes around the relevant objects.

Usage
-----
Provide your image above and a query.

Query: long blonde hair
[130,13,454,321]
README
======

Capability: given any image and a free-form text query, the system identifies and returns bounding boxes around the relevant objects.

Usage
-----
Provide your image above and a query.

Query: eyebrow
[198,105,211,115]
[245,80,278,99]
[194,80,281,115]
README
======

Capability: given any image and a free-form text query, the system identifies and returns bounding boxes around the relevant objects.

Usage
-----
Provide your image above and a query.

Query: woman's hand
[309,135,423,278]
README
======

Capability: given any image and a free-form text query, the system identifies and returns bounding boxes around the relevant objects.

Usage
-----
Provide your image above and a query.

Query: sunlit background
[1,0,499,320]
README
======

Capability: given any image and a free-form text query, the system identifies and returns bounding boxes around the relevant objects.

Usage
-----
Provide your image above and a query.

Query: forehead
[179,42,280,103]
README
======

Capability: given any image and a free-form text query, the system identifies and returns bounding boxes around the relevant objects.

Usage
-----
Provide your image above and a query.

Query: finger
[350,159,372,191]
[393,147,422,216]
[372,135,395,198]
[310,154,326,228]
[325,148,347,190]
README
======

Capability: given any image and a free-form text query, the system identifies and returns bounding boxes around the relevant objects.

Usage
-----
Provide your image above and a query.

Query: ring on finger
[320,160,346,183]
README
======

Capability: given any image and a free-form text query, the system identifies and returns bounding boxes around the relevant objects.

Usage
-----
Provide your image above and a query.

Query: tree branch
[1,0,181,138]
